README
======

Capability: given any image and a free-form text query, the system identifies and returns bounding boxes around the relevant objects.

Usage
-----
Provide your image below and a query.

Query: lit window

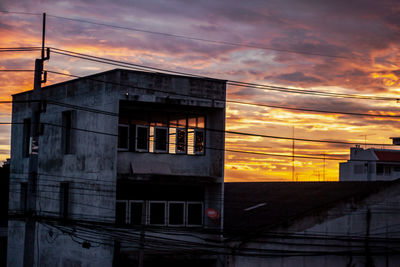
[187,202,203,226]
[154,127,168,153]
[187,130,194,155]
[168,202,185,226]
[169,128,176,154]
[149,201,166,225]
[136,125,149,152]
[118,124,129,150]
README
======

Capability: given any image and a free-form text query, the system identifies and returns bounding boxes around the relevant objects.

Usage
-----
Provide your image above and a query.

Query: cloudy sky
[1,0,400,181]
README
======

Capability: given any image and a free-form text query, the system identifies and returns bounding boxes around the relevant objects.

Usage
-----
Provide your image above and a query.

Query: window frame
[175,128,187,154]
[116,200,129,225]
[118,124,130,151]
[153,126,169,153]
[129,200,144,225]
[186,201,204,227]
[194,129,205,155]
[148,200,167,226]
[167,201,186,227]
[135,125,150,152]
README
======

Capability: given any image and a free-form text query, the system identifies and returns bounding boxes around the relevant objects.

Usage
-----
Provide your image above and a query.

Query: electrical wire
[48,47,399,101]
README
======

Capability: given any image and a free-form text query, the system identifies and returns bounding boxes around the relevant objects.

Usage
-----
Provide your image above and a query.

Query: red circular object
[206,208,220,220]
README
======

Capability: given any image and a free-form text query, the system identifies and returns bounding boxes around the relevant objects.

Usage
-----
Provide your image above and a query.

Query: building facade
[339,146,400,181]
[8,69,226,266]
[224,181,400,267]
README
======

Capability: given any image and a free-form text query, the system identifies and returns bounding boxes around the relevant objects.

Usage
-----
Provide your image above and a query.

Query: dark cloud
[273,72,322,83]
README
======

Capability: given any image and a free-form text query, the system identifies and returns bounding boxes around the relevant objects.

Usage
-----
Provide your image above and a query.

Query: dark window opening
[176,129,186,153]
[62,111,74,154]
[118,125,129,150]
[377,164,391,176]
[22,118,31,157]
[194,130,204,154]
[60,182,70,219]
[187,203,203,226]
[169,202,185,225]
[136,126,149,151]
[154,127,168,152]
[116,201,127,225]
[149,202,166,225]
[20,182,28,212]
[130,202,143,225]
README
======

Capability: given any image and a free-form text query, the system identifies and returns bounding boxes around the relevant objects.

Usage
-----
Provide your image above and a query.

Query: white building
[339,146,400,181]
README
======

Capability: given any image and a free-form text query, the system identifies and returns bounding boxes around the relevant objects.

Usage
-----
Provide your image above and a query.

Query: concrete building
[224,181,400,266]
[1,160,10,266]
[8,69,226,266]
[339,146,400,181]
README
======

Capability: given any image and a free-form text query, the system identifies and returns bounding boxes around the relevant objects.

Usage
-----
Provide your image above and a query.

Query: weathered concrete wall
[227,183,400,267]
[8,69,227,266]
[8,71,121,266]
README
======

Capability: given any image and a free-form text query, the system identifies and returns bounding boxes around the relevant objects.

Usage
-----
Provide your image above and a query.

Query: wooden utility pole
[23,13,49,267]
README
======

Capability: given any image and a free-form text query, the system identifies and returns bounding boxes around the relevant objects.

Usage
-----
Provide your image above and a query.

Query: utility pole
[291,125,295,182]
[323,153,326,182]
[23,13,49,267]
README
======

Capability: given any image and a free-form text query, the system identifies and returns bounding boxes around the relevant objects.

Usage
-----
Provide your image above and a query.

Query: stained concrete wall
[8,71,121,267]
[8,69,226,266]
[227,183,400,267]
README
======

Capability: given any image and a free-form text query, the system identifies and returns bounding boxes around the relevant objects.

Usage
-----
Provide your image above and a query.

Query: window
[168,128,176,154]
[194,130,205,154]
[60,182,70,219]
[377,164,391,176]
[129,201,143,225]
[20,182,28,212]
[176,129,186,154]
[62,111,75,154]
[149,201,166,225]
[22,118,31,157]
[118,124,129,150]
[187,202,203,226]
[119,114,205,156]
[117,200,204,227]
[168,202,185,226]
[154,127,168,152]
[136,125,149,152]
[188,116,205,155]
[116,201,128,225]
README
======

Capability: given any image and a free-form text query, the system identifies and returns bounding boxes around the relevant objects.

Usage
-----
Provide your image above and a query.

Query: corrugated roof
[224,181,394,238]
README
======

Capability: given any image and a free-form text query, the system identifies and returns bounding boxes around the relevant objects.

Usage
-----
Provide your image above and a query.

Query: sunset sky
[1,0,400,182]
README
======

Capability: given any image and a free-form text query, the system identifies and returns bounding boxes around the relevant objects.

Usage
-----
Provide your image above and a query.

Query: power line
[49,47,399,102]
[44,14,354,60]
[0,75,396,151]
[46,69,400,118]
[0,10,41,16]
